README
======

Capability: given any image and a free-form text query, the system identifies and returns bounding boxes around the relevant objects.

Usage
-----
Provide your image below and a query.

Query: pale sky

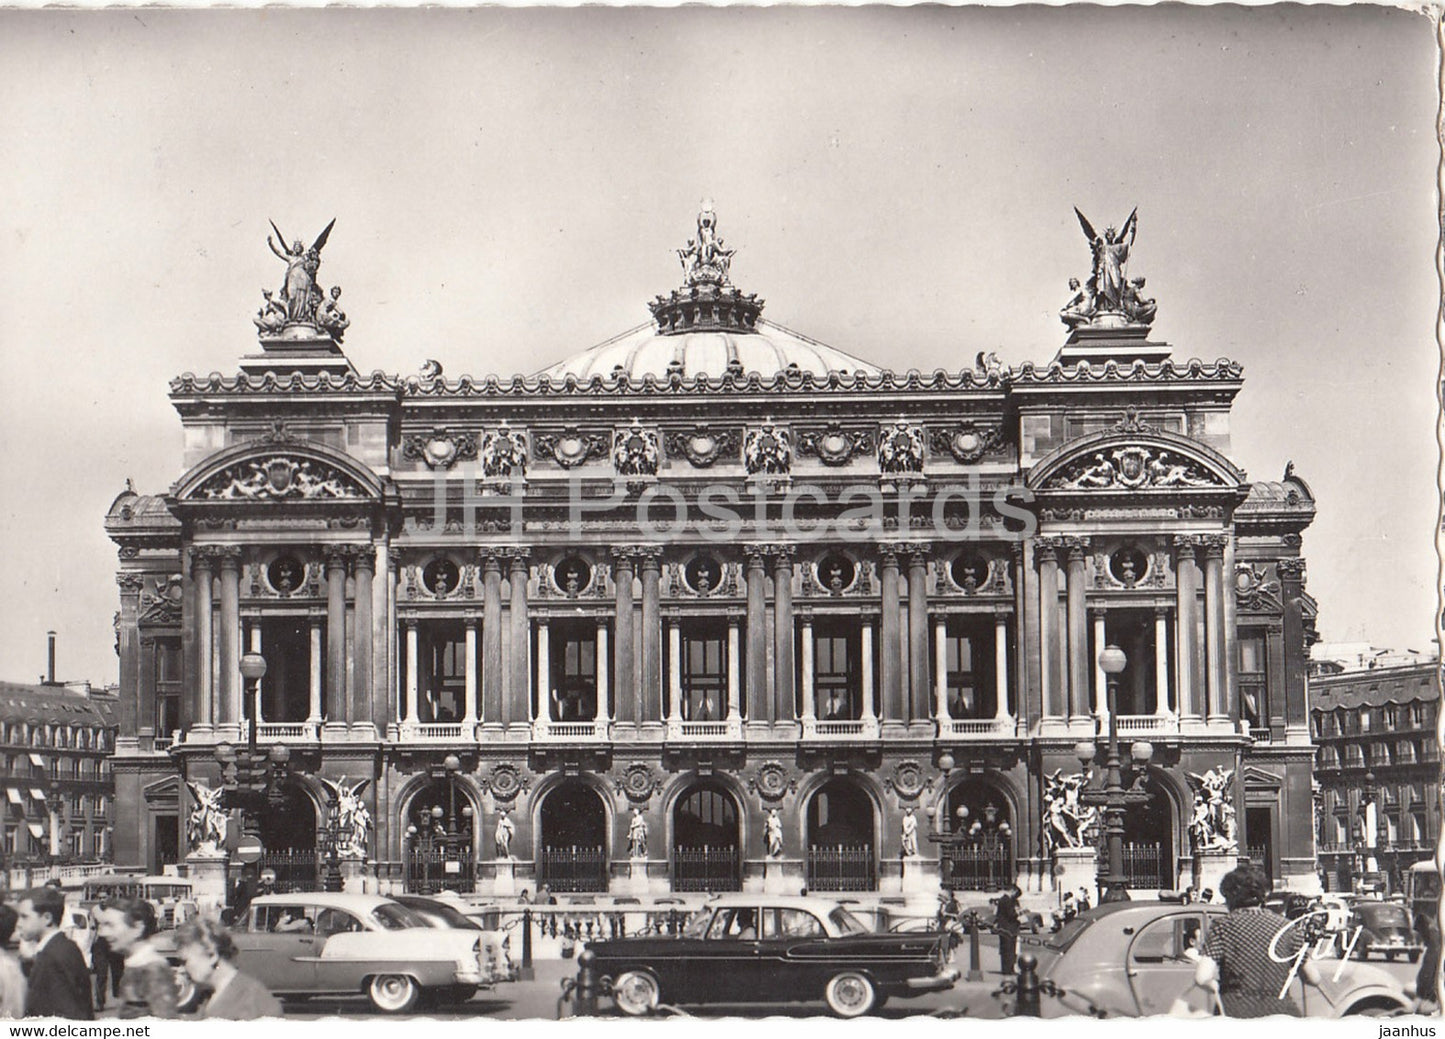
[0,5,1438,686]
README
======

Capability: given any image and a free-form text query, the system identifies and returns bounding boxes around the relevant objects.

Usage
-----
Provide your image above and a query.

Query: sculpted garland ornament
[929,421,1003,464]
[481,426,528,480]
[483,763,527,803]
[535,428,611,469]
[667,426,738,468]
[198,456,367,500]
[797,423,873,466]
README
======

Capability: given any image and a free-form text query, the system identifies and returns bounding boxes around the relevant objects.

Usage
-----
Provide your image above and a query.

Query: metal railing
[937,718,1015,739]
[671,845,740,892]
[538,845,608,893]
[806,843,877,892]
[256,722,319,742]
[941,844,1013,892]
[259,850,319,892]
[406,846,476,893]
[1121,842,1171,889]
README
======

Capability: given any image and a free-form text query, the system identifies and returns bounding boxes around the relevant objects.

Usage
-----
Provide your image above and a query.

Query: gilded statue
[264,218,336,328]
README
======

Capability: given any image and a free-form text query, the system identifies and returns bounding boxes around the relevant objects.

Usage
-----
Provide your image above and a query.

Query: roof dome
[534,204,882,381]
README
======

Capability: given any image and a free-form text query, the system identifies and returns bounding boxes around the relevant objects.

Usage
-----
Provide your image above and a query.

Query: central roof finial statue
[255,218,348,341]
[1061,207,1156,331]
[649,202,764,336]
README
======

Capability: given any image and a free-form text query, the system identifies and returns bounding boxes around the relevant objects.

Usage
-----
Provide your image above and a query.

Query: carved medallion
[815,553,857,595]
[1108,545,1150,587]
[949,552,990,593]
[553,557,593,597]
[266,555,306,595]
[683,555,723,596]
[929,421,1002,464]
[666,426,738,468]
[535,428,610,469]
[485,763,527,803]
[402,430,479,471]
[613,424,661,477]
[886,761,927,801]
[749,762,795,802]
[617,763,660,803]
[798,423,873,466]
[422,557,461,597]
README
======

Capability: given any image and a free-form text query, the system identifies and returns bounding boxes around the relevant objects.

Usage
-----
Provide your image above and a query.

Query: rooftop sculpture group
[255,219,349,341]
[1061,208,1157,330]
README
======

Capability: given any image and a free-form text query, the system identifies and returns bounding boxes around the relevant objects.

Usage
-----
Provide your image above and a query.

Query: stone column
[1173,536,1201,719]
[994,609,1011,721]
[404,622,419,723]
[611,549,637,726]
[217,548,242,727]
[1202,535,1228,722]
[667,617,684,723]
[745,547,769,722]
[771,547,795,724]
[1155,608,1172,715]
[1035,538,1063,719]
[325,548,348,724]
[136,633,156,736]
[189,551,215,731]
[309,620,323,722]
[507,551,530,728]
[879,545,904,722]
[726,619,741,721]
[378,547,397,729]
[933,617,949,724]
[481,551,503,727]
[638,548,663,724]
[536,620,551,722]
[860,623,876,720]
[799,613,815,722]
[1091,607,1108,722]
[906,545,931,722]
[463,619,479,724]
[595,621,610,723]
[1064,537,1090,722]
[352,548,374,729]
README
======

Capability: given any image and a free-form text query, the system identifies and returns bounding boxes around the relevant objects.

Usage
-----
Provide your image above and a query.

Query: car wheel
[172,968,198,1013]
[368,974,421,1014]
[612,971,660,1017]
[824,972,876,1018]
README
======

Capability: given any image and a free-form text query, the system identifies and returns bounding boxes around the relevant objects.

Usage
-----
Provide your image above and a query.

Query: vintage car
[390,894,518,981]
[1348,900,1424,963]
[586,894,959,1017]
[1016,901,1411,1017]
[228,892,507,1012]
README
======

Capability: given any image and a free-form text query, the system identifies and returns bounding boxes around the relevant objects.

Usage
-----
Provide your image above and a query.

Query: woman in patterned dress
[1194,865,1320,1017]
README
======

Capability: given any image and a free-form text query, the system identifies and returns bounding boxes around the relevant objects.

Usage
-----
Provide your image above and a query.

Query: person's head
[97,897,158,955]
[1218,867,1269,912]
[17,887,65,941]
[738,909,755,929]
[1063,891,1074,902]
[1201,887,1215,904]
[44,878,63,890]
[0,904,17,946]
[1010,885,1023,899]
[1068,277,1081,290]
[175,917,236,986]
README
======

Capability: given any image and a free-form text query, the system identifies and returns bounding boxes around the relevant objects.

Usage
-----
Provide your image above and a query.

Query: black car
[1350,900,1424,963]
[586,895,958,1018]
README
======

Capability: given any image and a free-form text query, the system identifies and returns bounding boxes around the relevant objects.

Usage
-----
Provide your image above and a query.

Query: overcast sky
[0,5,1438,686]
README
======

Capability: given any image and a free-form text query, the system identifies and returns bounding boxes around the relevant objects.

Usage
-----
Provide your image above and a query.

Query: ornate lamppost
[216,653,294,853]
[405,754,473,893]
[1075,645,1154,904]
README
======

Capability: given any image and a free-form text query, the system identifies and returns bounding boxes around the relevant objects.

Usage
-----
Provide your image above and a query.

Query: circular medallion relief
[684,555,723,595]
[949,552,989,592]
[815,553,857,594]
[553,435,590,468]
[553,557,592,596]
[487,764,522,802]
[423,437,459,469]
[890,761,926,800]
[267,555,305,595]
[1108,546,1150,587]
[620,763,659,802]
[423,557,461,597]
[753,762,790,801]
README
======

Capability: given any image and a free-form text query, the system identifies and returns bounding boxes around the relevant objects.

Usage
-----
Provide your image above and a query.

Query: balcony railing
[801,717,880,740]
[937,718,1014,740]
[1249,727,1273,743]
[256,722,320,742]
[665,718,743,741]
[531,719,607,742]
[397,722,467,742]
[1114,714,1177,735]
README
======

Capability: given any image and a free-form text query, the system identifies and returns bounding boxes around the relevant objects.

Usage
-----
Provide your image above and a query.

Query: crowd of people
[0,881,277,1021]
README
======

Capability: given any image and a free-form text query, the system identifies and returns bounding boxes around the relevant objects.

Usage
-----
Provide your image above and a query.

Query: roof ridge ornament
[649,203,765,336]
[1060,207,1157,332]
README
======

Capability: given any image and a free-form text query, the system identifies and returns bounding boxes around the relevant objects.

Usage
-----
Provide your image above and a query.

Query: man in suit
[17,887,92,1019]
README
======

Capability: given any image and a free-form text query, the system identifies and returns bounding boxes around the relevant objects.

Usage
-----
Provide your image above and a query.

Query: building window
[155,638,183,736]
[810,622,862,721]
[680,623,727,721]
[943,618,996,719]
[1099,609,1160,715]
[259,618,317,723]
[548,622,597,721]
[1237,631,1267,728]
[419,622,466,723]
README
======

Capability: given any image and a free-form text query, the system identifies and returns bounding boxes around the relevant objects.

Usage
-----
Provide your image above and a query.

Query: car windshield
[829,907,869,936]
[415,902,482,929]
[372,903,429,930]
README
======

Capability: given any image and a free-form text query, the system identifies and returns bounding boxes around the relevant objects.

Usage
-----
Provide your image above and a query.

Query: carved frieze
[535,428,610,469]
[1235,563,1282,611]
[1047,447,1220,490]
[138,575,183,625]
[402,430,479,470]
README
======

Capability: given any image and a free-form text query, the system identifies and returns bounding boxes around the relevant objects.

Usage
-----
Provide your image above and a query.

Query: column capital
[797,605,814,624]
[610,545,637,568]
[507,548,531,574]
[479,548,505,575]
[188,545,221,570]
[1063,535,1091,563]
[116,573,145,593]
[903,542,931,568]
[1088,605,1107,622]
[324,545,352,571]
[350,545,376,574]
[1008,540,1025,563]
[1154,605,1171,620]
[1277,557,1307,582]
[1172,533,1204,553]
[768,544,794,569]
[992,604,1012,620]
[1199,533,1229,558]
[1031,535,1064,563]
[743,544,770,569]
[633,545,664,571]
[877,543,903,569]
[212,545,243,570]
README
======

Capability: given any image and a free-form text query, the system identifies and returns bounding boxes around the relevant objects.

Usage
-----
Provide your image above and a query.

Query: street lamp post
[1076,645,1153,904]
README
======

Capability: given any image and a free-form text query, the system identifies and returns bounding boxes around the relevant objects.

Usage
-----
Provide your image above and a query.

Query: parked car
[227,892,508,1012]
[1015,901,1410,1017]
[1349,900,1424,963]
[391,894,517,982]
[586,894,958,1018]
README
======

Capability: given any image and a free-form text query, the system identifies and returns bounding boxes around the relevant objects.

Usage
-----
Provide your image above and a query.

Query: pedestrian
[1060,891,1076,923]
[16,886,92,1019]
[1413,910,1440,1013]
[1193,865,1318,1017]
[1076,887,1092,912]
[88,905,114,1012]
[96,898,179,1019]
[517,889,532,905]
[994,885,1022,975]
[537,884,558,906]
[0,904,26,1019]
[174,918,280,1020]
[1200,887,1215,904]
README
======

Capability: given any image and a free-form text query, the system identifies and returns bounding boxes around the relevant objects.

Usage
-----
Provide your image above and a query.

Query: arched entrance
[805,779,876,892]
[942,780,1015,892]
[671,783,741,892]
[403,777,476,893]
[258,783,320,892]
[537,782,608,893]
[1117,787,1175,890]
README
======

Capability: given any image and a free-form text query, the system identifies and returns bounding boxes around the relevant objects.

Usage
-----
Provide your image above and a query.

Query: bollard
[575,949,598,1016]
[520,907,535,980]
[966,912,984,982]
[1015,953,1041,1017]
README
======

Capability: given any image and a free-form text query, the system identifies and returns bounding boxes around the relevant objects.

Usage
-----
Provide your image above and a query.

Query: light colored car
[229,892,506,1013]
[1016,901,1410,1017]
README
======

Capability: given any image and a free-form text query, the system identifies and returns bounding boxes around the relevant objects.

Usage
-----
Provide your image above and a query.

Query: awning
[5,788,21,805]
[27,753,44,767]
[26,822,45,839]
[29,788,46,801]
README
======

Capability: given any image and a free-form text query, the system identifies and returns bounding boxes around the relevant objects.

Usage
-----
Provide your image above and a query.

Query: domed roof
[535,319,882,381]
[535,204,883,381]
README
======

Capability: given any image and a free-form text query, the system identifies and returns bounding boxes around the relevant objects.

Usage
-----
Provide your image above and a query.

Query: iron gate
[538,844,608,893]
[672,845,740,892]
[806,843,877,892]
[406,845,476,893]
[1121,842,1171,889]
[259,850,319,892]
[941,843,1013,892]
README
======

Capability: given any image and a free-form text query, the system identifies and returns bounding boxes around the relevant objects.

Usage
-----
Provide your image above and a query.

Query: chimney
[47,630,56,684]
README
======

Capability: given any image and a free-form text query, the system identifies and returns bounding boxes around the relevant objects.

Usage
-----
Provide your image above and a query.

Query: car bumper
[454,969,486,985]
[1365,942,1422,955]
[904,968,960,993]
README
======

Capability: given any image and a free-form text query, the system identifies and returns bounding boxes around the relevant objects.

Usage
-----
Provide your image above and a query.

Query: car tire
[368,974,421,1014]
[824,972,876,1018]
[172,968,199,1013]
[612,971,660,1017]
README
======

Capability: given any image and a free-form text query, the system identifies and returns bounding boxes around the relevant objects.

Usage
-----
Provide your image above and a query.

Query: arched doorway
[403,777,476,893]
[258,783,319,892]
[1117,787,1175,891]
[942,780,1015,892]
[805,779,876,892]
[671,783,741,892]
[537,782,608,893]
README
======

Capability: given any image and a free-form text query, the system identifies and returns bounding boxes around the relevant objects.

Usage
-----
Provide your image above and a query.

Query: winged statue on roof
[1061,208,1156,330]
[259,218,343,335]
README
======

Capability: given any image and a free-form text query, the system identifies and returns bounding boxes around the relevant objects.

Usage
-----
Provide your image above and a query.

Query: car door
[309,907,370,993]
[233,903,319,994]
[1124,912,1209,1016]
[684,906,763,1004]
[756,907,829,1001]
